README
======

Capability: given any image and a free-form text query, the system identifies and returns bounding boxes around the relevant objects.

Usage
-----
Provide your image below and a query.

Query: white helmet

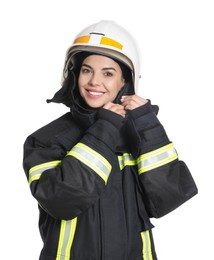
[62,20,141,91]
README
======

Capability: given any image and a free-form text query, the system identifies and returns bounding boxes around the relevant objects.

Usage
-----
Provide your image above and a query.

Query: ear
[120,77,125,88]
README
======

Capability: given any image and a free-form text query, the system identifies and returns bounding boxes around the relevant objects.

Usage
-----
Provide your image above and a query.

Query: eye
[81,67,91,74]
[104,71,113,77]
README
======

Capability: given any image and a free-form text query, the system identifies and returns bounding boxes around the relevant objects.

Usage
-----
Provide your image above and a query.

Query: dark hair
[72,51,132,83]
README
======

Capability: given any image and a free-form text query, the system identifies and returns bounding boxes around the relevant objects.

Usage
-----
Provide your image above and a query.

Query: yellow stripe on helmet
[100,36,123,50]
[73,35,123,50]
[73,35,90,44]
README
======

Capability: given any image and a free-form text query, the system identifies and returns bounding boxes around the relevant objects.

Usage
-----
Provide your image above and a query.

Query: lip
[85,89,106,98]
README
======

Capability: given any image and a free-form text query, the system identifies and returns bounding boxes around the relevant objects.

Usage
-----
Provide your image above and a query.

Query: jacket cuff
[97,108,124,128]
[128,100,159,120]
[85,118,122,152]
[128,102,160,132]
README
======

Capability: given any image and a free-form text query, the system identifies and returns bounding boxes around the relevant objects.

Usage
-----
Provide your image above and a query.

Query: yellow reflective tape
[138,143,178,174]
[73,35,90,44]
[118,153,136,170]
[118,144,178,174]
[28,160,61,185]
[67,143,111,184]
[138,153,178,174]
[56,220,66,260]
[29,173,42,184]
[56,218,77,260]
[65,218,77,257]
[29,160,61,174]
[100,36,123,50]
[76,143,111,172]
[141,230,153,260]
[138,143,174,161]
[69,150,107,183]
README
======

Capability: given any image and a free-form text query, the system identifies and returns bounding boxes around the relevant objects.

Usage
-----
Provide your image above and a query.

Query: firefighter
[23,20,197,260]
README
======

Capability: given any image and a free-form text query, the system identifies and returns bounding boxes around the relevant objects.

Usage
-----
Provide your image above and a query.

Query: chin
[84,100,105,109]
[90,104,103,109]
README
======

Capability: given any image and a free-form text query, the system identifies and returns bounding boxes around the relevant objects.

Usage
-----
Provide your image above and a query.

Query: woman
[23,20,197,260]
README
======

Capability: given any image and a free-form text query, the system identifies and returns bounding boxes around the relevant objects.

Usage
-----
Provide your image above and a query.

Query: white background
[0,0,213,259]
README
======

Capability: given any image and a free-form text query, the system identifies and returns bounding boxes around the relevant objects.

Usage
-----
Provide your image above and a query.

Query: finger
[103,102,114,109]
[121,95,148,110]
[121,95,147,104]
[110,104,125,113]
[121,98,140,110]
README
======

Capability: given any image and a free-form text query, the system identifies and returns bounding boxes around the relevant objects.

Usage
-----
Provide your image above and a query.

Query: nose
[88,72,101,86]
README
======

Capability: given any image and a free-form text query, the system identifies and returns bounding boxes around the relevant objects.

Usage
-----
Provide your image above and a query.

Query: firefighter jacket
[23,76,195,260]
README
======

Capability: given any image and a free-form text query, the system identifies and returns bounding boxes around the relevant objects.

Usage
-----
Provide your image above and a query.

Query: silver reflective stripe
[29,160,61,185]
[118,153,136,170]
[67,143,111,184]
[56,218,77,260]
[141,230,153,260]
[138,143,178,174]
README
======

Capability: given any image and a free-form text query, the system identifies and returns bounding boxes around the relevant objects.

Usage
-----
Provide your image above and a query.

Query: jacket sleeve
[127,101,198,218]
[23,116,122,220]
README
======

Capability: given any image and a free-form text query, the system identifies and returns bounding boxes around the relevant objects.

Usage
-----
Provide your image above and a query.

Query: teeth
[88,91,103,96]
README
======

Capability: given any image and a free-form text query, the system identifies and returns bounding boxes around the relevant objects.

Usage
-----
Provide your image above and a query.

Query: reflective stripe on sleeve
[67,143,112,184]
[141,230,153,260]
[138,143,178,174]
[118,153,136,170]
[56,218,77,260]
[28,160,61,185]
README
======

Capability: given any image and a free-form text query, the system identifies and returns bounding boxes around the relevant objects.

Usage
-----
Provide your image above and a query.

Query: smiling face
[78,54,125,108]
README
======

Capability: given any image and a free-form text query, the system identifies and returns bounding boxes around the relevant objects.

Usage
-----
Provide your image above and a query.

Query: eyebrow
[82,63,117,71]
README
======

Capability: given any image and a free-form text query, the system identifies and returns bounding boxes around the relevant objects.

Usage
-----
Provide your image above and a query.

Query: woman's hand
[103,102,126,118]
[120,95,148,110]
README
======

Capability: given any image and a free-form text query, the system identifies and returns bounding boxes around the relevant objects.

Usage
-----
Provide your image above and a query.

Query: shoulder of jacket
[29,112,78,146]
